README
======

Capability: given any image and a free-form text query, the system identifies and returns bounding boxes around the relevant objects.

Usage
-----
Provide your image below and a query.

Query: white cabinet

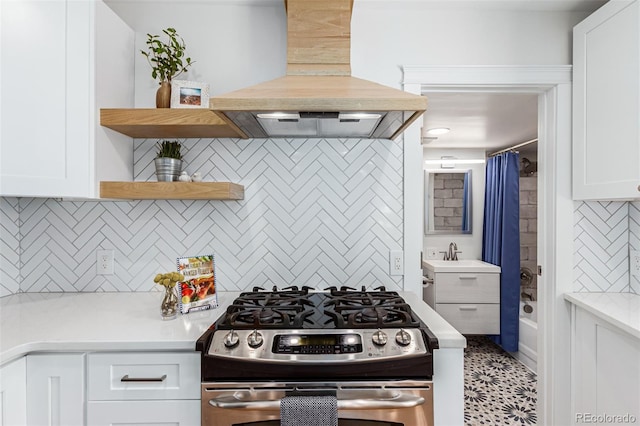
[86,352,201,425]
[0,0,134,199]
[571,307,640,425]
[573,0,640,200]
[423,261,501,334]
[26,353,85,426]
[0,357,27,426]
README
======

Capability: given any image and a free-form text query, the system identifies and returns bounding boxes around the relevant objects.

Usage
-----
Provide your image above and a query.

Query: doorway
[402,65,574,426]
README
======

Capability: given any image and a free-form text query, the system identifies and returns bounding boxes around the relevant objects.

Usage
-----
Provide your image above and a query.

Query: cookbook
[176,254,217,314]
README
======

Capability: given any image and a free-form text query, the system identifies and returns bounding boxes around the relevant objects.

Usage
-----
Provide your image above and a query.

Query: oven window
[233,420,403,426]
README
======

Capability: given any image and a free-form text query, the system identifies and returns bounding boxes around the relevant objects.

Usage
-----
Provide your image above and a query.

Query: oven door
[201,381,433,426]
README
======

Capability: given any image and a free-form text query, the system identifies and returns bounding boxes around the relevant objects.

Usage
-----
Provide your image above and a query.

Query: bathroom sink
[422,259,501,273]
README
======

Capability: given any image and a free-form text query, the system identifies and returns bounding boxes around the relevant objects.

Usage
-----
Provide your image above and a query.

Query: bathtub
[511,301,537,372]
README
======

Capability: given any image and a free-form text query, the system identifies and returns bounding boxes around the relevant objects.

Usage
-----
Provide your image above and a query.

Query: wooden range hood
[210,0,426,140]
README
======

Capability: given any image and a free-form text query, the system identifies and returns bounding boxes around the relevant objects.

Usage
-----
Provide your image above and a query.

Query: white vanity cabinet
[573,0,640,200]
[26,353,85,426]
[86,352,201,425]
[0,357,27,426]
[422,260,501,335]
[0,0,133,199]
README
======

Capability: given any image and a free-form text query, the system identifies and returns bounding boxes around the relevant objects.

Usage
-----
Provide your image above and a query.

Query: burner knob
[223,330,240,348]
[247,330,264,348]
[395,329,412,346]
[372,329,388,346]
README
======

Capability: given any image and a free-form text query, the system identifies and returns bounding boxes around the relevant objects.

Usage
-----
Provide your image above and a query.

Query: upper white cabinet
[0,0,134,199]
[573,0,640,200]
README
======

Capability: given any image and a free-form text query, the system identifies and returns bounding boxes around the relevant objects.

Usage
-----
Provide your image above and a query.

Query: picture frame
[170,80,210,108]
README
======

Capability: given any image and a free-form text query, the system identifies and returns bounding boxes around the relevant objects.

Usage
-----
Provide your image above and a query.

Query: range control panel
[208,328,428,363]
[273,333,362,355]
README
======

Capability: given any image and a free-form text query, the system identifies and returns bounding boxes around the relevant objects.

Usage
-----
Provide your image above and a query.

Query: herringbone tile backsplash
[630,201,640,294]
[3,142,640,296]
[1,138,404,294]
[573,201,635,293]
[0,198,20,296]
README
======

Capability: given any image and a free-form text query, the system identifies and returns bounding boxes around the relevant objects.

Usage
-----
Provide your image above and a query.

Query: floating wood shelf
[100,181,244,200]
[100,109,246,139]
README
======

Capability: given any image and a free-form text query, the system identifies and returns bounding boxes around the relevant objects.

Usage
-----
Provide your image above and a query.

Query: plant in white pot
[140,28,194,108]
[155,140,183,182]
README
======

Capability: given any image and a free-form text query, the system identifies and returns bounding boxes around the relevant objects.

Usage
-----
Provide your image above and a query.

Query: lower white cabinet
[0,357,27,426]
[572,307,640,425]
[86,352,201,425]
[87,400,200,425]
[26,353,85,426]
[423,263,501,334]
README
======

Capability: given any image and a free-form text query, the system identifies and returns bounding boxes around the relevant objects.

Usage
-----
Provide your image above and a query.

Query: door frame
[402,65,574,426]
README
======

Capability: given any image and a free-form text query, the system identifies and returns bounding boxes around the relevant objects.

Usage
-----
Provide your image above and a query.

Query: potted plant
[155,140,183,182]
[141,28,195,108]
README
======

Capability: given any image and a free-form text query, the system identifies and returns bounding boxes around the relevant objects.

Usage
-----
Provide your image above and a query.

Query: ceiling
[420,91,539,155]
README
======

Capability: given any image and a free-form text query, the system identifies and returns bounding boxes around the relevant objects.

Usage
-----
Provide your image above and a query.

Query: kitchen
[1,0,640,425]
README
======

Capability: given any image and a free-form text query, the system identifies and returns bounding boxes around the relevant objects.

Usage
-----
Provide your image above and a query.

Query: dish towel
[280,395,338,426]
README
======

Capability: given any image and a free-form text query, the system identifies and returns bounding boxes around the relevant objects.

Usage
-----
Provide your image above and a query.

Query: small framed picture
[170,80,210,108]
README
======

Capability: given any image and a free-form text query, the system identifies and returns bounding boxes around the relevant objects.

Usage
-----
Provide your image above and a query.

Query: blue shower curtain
[482,152,520,352]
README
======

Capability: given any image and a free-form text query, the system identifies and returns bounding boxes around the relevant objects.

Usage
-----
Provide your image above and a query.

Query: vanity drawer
[87,352,200,401]
[436,303,500,335]
[435,272,499,303]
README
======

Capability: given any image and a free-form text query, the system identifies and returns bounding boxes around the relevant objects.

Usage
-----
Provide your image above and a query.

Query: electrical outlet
[97,250,114,275]
[390,250,403,276]
[426,247,438,259]
[631,250,640,278]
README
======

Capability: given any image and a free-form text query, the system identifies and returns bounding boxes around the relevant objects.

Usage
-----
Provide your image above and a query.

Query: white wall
[422,148,486,260]
[102,1,594,106]
[352,4,590,86]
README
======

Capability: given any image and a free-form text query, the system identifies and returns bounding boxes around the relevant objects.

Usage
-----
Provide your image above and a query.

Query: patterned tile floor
[464,336,537,425]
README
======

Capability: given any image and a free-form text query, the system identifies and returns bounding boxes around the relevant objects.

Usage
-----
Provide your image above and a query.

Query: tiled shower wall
[574,200,640,294]
[519,176,537,297]
[0,138,403,296]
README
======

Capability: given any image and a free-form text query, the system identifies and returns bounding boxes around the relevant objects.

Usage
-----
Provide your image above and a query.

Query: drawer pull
[120,374,167,383]
[458,305,478,311]
[458,275,478,280]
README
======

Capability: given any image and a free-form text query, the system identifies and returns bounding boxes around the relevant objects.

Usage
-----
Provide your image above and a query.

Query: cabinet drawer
[87,352,200,401]
[436,303,500,335]
[87,400,200,425]
[435,273,499,303]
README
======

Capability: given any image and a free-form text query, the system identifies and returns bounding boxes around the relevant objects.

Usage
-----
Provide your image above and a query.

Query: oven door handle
[209,393,425,410]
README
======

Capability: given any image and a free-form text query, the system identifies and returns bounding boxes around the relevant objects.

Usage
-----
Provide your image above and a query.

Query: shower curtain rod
[489,138,538,157]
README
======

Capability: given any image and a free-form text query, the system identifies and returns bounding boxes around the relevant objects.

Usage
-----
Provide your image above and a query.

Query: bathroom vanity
[422,260,501,334]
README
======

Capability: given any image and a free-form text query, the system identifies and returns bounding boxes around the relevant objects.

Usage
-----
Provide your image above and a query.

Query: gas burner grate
[219,286,319,329]
[322,286,420,328]
[215,285,421,330]
[225,306,316,328]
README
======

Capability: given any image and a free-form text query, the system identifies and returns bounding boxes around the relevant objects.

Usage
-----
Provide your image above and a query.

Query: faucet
[448,242,457,261]
[440,242,462,261]
[521,289,535,301]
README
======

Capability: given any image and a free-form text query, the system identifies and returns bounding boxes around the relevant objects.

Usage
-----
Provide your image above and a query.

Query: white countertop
[564,292,640,340]
[422,259,500,273]
[0,291,465,366]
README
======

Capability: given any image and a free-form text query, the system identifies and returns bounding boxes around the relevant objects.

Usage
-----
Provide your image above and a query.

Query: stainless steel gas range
[196,286,439,426]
